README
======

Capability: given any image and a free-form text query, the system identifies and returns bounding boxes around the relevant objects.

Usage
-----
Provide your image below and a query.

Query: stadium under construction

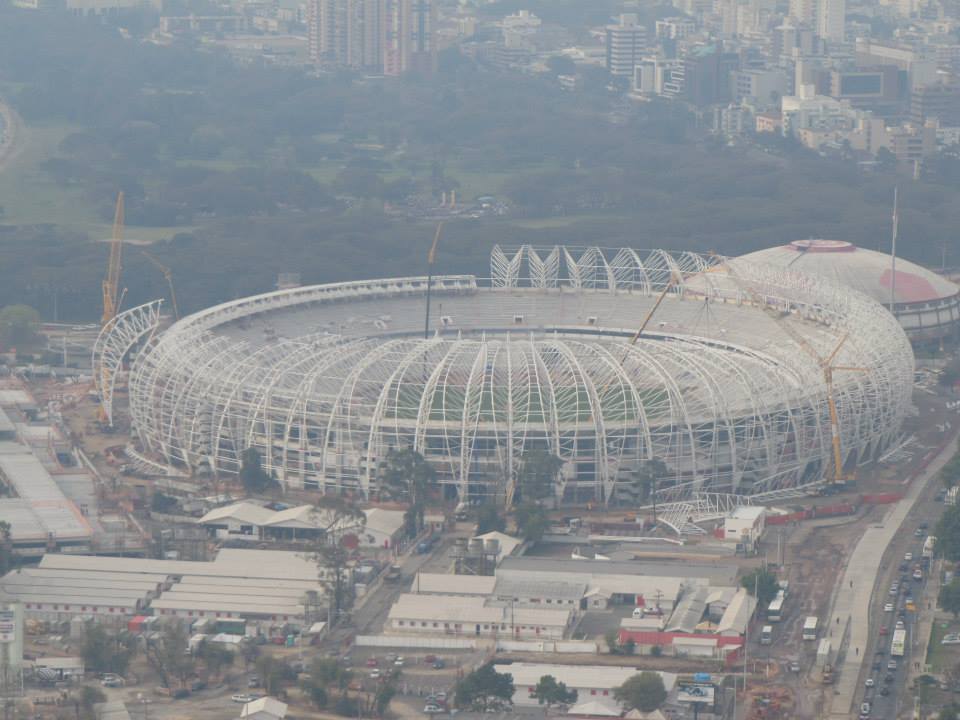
[97,247,914,506]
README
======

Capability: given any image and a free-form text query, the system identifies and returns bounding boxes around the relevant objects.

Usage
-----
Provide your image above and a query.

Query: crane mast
[101,192,125,325]
[713,256,865,485]
[141,250,180,320]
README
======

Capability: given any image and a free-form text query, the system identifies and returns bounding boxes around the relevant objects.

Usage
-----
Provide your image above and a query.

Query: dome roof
[740,240,959,306]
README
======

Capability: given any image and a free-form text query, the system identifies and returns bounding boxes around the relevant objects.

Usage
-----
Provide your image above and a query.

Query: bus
[802,616,819,641]
[767,592,786,622]
[891,628,907,657]
[760,625,773,645]
[923,535,936,559]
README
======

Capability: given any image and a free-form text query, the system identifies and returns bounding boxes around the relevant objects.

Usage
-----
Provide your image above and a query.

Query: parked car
[101,676,124,688]
[884,603,894,612]
[394,657,405,667]
[370,669,381,680]
[191,680,207,692]
[424,704,444,714]
[433,659,446,669]
[232,694,256,703]
[879,625,889,636]
[943,634,960,645]
[172,689,190,700]
[366,658,379,668]
[887,660,898,670]
[789,661,801,673]
[904,552,913,562]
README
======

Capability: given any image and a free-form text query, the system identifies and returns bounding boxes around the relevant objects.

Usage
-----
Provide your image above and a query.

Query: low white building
[723,506,766,543]
[360,508,405,548]
[240,696,287,719]
[386,593,571,640]
[505,662,676,708]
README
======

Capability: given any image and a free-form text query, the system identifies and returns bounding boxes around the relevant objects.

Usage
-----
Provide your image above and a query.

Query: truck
[821,663,834,685]
[816,639,832,669]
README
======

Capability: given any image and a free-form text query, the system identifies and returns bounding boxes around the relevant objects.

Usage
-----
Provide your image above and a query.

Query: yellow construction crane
[713,256,865,485]
[101,192,125,325]
[141,249,180,320]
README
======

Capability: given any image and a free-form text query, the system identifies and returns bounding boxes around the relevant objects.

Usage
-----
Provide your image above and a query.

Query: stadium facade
[118,247,914,505]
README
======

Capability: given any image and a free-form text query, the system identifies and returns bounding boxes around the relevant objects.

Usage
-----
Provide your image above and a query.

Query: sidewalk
[828,437,957,719]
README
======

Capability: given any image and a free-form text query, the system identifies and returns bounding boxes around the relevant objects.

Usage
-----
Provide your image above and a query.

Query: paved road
[828,432,957,718]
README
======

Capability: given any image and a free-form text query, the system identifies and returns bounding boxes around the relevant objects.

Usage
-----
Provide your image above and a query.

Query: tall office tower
[383,0,437,76]
[817,0,846,43]
[606,13,647,77]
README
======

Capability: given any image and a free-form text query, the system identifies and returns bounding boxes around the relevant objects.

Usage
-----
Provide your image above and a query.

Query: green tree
[0,520,11,576]
[632,458,668,505]
[198,639,234,678]
[514,503,549,542]
[239,447,273,495]
[533,674,578,709]
[940,704,960,720]
[517,450,564,504]
[144,622,194,689]
[310,685,329,709]
[78,685,107,720]
[379,447,435,537]
[477,503,506,534]
[941,578,960,619]
[81,625,136,676]
[942,455,960,489]
[308,657,353,690]
[740,567,779,607]
[936,506,960,562]
[311,496,366,621]
[614,672,667,712]
[454,663,515,711]
[334,694,361,717]
[255,655,296,696]
[0,305,40,347]
[604,629,620,655]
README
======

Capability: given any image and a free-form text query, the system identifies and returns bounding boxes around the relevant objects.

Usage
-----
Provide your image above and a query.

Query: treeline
[1,8,960,321]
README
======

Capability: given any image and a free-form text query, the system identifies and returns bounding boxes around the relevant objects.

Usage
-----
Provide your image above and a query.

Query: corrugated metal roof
[494,577,586,600]
[412,573,496,595]
[388,593,570,627]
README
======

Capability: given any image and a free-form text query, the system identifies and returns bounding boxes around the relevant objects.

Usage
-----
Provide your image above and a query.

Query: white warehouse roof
[388,593,570,628]
[505,662,677,693]
[412,573,496,596]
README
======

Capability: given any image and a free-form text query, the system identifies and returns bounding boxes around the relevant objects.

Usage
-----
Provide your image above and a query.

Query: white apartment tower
[817,0,845,43]
[606,14,647,77]
[788,0,844,43]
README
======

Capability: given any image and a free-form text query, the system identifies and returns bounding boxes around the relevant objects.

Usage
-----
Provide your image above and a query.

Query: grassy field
[925,618,960,671]
[0,123,93,225]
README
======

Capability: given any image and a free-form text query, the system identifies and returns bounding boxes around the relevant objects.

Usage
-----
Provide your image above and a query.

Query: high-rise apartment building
[383,0,437,76]
[816,0,845,44]
[307,0,435,75]
[606,14,647,77]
